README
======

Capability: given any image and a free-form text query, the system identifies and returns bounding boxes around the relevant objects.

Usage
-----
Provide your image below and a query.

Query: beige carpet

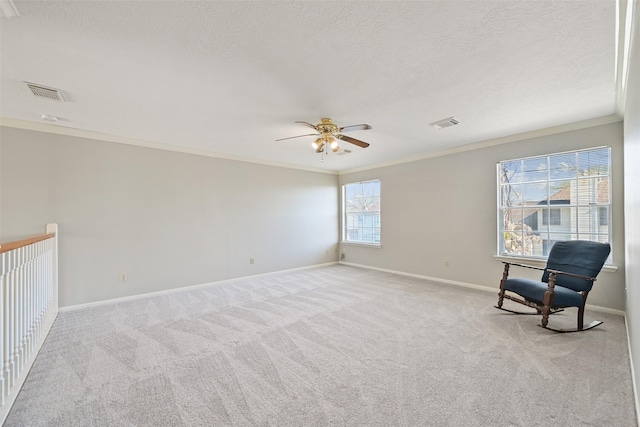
[5,265,637,426]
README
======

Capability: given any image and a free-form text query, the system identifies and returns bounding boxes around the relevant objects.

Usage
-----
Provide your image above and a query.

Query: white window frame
[341,179,381,246]
[497,146,612,263]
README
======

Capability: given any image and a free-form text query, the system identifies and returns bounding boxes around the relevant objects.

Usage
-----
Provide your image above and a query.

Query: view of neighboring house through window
[497,146,611,260]
[343,179,381,245]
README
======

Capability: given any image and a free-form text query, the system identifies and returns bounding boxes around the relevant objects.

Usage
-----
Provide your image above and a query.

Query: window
[541,208,561,226]
[598,207,609,226]
[342,179,381,245]
[497,146,611,260]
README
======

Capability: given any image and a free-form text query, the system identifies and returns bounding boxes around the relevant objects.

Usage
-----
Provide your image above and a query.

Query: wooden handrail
[0,233,56,254]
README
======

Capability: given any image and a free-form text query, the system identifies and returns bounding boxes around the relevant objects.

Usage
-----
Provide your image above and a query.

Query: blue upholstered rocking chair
[496,240,611,333]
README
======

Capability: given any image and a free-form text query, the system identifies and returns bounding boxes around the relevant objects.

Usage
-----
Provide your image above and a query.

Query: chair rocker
[495,240,611,333]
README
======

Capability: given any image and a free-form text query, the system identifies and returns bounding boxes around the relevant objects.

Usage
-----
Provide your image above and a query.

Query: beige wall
[0,127,339,307]
[624,0,640,416]
[339,121,625,311]
[0,121,627,312]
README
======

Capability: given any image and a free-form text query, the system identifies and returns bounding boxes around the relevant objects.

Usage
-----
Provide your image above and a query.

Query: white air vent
[24,82,66,102]
[41,114,59,122]
[430,117,459,129]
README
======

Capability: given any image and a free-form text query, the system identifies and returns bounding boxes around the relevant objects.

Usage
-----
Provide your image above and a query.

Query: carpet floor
[4,264,637,426]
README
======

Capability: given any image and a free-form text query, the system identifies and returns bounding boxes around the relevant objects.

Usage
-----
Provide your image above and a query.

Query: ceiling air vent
[335,149,352,156]
[430,117,459,129]
[24,82,66,102]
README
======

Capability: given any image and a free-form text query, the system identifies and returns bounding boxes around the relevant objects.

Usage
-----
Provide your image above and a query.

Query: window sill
[493,255,618,273]
[341,241,382,248]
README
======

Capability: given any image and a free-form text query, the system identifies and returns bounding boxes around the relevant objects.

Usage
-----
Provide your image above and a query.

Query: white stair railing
[0,224,58,424]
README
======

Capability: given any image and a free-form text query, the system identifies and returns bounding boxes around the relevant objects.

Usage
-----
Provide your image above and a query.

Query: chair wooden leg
[577,305,585,331]
[541,306,550,328]
[497,291,505,308]
[540,276,556,329]
[497,263,510,308]
[577,292,590,331]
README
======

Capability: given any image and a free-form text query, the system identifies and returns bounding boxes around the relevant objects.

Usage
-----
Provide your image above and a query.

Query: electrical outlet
[445,260,450,268]
[119,273,128,282]
[325,250,329,255]
[250,258,254,264]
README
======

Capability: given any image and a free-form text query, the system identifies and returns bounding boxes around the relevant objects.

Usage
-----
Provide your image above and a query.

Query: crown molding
[1,114,621,178]
[339,114,622,175]
[615,0,637,116]
[0,117,339,175]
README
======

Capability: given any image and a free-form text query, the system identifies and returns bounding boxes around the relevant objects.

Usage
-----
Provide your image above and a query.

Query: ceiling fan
[276,118,372,156]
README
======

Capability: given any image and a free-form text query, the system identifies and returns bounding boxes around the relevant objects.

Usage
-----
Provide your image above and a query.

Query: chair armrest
[502,263,596,281]
[502,261,545,272]
[546,269,597,282]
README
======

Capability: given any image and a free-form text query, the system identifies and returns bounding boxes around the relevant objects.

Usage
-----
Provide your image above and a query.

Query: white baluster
[1,252,6,405]
[8,249,16,389]
[0,225,58,424]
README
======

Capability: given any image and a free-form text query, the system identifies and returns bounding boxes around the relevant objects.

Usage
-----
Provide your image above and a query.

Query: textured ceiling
[0,1,617,172]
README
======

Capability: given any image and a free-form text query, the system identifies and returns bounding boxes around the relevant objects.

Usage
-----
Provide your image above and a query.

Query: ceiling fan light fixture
[277,118,372,160]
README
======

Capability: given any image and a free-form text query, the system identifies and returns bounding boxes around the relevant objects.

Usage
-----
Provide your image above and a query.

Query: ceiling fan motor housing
[317,118,339,134]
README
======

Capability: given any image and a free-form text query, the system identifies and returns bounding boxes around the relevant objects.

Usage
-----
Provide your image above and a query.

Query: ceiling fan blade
[276,133,318,141]
[339,124,372,132]
[295,121,318,130]
[336,134,370,148]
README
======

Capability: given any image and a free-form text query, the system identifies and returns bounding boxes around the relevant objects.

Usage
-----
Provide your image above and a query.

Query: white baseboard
[339,261,625,317]
[340,261,496,293]
[59,262,338,312]
[60,260,625,318]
